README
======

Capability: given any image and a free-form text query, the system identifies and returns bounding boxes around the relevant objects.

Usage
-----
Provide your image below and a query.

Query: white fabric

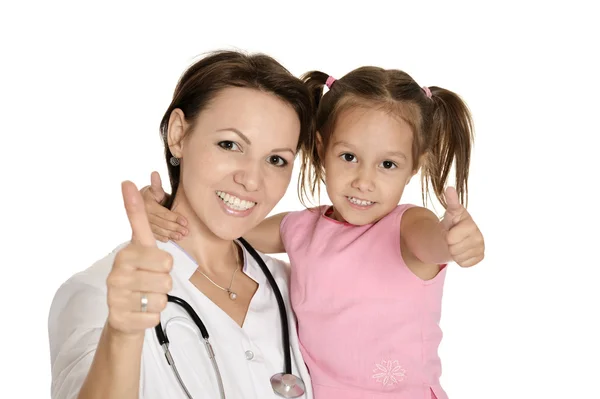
[48,240,313,399]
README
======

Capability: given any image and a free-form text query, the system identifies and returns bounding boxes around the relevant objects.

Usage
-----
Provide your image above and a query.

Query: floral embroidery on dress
[372,360,406,386]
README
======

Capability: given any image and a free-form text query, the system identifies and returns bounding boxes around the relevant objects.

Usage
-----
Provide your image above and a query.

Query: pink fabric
[280,205,448,399]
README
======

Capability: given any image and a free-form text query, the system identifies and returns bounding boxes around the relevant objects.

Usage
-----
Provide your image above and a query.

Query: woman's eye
[267,155,288,167]
[218,141,241,151]
[341,153,357,163]
[380,160,397,169]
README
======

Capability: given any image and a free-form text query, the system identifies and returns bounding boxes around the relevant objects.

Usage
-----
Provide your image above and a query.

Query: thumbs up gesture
[106,181,173,337]
[440,187,485,268]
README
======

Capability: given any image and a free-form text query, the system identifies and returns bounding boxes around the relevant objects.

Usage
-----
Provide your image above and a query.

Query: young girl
[144,66,485,399]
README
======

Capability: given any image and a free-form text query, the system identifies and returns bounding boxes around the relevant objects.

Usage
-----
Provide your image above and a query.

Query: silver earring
[170,156,180,166]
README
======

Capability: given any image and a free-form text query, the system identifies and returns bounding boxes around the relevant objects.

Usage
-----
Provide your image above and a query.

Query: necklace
[195,243,241,300]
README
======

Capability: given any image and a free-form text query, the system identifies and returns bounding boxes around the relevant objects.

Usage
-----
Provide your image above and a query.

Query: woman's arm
[76,325,145,399]
[51,182,172,399]
[50,277,148,399]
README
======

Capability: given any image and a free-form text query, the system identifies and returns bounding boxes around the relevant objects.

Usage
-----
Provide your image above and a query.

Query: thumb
[441,186,465,230]
[149,171,166,203]
[445,187,462,212]
[122,181,157,247]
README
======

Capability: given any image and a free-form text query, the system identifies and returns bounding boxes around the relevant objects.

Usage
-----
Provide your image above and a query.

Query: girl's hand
[440,187,485,267]
[139,171,188,242]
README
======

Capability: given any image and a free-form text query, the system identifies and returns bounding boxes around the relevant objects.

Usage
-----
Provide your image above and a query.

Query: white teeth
[216,191,256,211]
[347,196,374,206]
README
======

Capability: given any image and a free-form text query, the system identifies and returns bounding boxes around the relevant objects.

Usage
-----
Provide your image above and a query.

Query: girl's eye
[218,141,241,151]
[380,160,397,169]
[341,153,357,163]
[267,155,288,167]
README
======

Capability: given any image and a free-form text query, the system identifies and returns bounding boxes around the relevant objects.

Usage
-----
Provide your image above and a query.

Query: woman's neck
[170,188,239,274]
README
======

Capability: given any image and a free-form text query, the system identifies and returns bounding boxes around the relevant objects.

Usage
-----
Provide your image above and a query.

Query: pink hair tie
[326,76,336,89]
[422,86,432,99]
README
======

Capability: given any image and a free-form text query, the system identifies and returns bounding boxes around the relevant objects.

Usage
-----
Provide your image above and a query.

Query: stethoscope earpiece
[270,373,306,398]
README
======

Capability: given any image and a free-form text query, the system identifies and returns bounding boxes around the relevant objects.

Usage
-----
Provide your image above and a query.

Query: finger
[144,193,188,228]
[130,270,173,294]
[444,186,462,211]
[448,239,477,257]
[133,292,168,313]
[451,245,484,263]
[154,233,170,243]
[440,187,466,230]
[150,171,166,203]
[149,214,187,237]
[150,222,182,241]
[155,208,188,228]
[107,289,168,314]
[122,181,157,247]
[446,218,477,245]
[454,253,484,268]
[449,243,484,263]
[113,246,173,274]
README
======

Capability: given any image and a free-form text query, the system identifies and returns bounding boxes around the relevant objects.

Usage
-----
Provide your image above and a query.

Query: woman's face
[168,87,301,240]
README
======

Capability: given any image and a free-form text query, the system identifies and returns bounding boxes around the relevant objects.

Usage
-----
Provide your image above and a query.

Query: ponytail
[421,87,474,209]
[301,70,329,110]
[297,70,330,206]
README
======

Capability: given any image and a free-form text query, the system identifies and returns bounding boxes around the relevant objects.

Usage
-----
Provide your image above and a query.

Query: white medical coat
[48,240,313,399]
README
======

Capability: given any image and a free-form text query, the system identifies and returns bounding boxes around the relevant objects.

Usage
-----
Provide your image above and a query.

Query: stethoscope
[154,237,306,399]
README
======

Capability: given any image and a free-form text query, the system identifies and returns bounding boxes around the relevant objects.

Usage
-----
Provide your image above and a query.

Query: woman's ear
[167,109,187,158]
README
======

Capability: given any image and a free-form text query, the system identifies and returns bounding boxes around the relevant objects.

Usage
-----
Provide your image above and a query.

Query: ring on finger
[140,293,149,313]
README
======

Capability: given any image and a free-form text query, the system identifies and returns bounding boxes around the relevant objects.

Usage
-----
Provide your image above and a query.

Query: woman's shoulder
[240,243,291,282]
[56,241,130,293]
[263,253,291,281]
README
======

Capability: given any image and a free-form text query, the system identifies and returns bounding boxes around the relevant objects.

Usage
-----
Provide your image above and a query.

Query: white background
[1,0,599,398]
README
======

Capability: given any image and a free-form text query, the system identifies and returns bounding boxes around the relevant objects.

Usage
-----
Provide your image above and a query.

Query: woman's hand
[106,181,174,338]
[140,171,188,242]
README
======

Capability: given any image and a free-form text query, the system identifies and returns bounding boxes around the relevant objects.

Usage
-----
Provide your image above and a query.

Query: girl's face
[168,87,301,240]
[321,106,417,225]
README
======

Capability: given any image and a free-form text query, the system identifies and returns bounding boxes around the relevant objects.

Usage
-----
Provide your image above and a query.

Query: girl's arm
[400,187,485,279]
[140,171,288,254]
[243,212,289,254]
[401,206,451,265]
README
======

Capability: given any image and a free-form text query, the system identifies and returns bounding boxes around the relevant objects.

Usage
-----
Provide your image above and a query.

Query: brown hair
[159,50,316,209]
[300,67,474,209]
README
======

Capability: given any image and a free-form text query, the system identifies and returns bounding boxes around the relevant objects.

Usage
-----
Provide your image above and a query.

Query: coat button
[245,350,254,360]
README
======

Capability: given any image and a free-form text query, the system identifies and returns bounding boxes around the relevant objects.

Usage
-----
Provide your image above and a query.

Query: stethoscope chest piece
[270,373,305,398]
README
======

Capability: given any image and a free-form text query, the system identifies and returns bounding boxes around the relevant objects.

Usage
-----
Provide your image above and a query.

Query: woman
[48,50,315,399]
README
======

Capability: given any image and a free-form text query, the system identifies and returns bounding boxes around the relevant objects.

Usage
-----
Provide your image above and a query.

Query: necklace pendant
[228,291,237,300]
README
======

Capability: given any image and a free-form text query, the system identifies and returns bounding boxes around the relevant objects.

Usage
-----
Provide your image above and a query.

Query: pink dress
[280,205,447,399]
